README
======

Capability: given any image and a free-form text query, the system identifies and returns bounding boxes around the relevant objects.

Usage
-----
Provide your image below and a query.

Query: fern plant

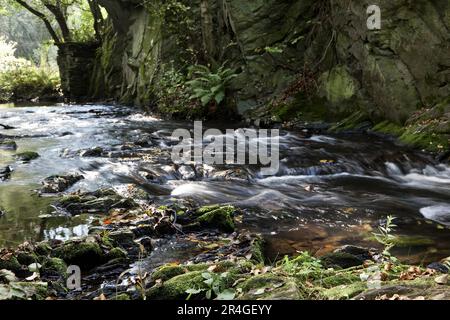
[186,63,237,107]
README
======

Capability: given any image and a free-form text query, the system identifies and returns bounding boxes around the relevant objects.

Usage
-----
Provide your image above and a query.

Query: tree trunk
[88,0,104,41]
[200,0,215,63]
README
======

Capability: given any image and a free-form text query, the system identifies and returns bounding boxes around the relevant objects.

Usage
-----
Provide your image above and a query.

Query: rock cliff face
[91,0,449,128]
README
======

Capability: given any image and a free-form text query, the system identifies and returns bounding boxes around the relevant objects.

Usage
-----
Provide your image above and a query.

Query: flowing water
[1,103,450,264]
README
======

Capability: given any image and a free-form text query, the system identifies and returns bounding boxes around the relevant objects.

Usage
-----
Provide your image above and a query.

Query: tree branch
[44,3,72,42]
[14,0,61,43]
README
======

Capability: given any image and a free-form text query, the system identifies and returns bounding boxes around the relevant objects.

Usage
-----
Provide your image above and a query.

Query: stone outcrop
[88,1,449,129]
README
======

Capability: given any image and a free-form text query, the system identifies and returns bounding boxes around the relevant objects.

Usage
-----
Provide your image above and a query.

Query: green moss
[115,293,131,300]
[321,282,367,300]
[16,251,39,266]
[399,128,449,152]
[53,242,105,269]
[106,247,128,261]
[151,265,187,282]
[15,151,40,162]
[314,272,361,289]
[41,257,67,276]
[146,271,207,300]
[196,206,235,232]
[0,256,21,273]
[238,274,286,292]
[321,66,357,104]
[35,242,52,256]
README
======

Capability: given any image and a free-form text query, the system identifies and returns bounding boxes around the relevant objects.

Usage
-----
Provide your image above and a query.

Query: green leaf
[201,94,213,106]
[214,91,225,104]
[216,289,235,301]
[185,288,203,294]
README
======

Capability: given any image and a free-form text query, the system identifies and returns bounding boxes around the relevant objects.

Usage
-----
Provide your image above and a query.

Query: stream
[1,103,450,265]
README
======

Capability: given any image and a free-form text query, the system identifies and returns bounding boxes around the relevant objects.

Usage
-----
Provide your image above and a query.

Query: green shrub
[0,37,60,102]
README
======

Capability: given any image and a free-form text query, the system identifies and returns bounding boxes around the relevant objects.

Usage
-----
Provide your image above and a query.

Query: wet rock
[41,173,84,193]
[80,146,104,157]
[178,165,196,180]
[320,251,366,269]
[0,166,12,181]
[0,124,15,130]
[55,189,137,215]
[53,241,105,270]
[333,245,373,262]
[0,140,17,150]
[427,262,449,274]
[195,206,236,233]
[105,247,128,261]
[15,151,40,162]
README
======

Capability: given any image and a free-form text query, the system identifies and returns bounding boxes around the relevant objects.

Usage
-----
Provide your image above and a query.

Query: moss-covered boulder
[106,247,128,261]
[146,271,207,300]
[0,140,17,150]
[41,257,68,277]
[0,255,22,273]
[195,206,235,233]
[53,242,105,270]
[151,265,187,282]
[15,151,40,162]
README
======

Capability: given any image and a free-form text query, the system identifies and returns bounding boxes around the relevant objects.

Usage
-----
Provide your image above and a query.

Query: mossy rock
[0,256,22,273]
[314,272,361,289]
[239,279,302,300]
[238,274,286,293]
[0,282,48,300]
[146,271,207,300]
[0,140,17,150]
[115,293,131,300]
[106,247,128,261]
[151,265,187,282]
[15,151,40,162]
[320,252,365,269]
[16,251,39,266]
[35,242,52,256]
[53,242,105,270]
[321,282,367,300]
[196,206,235,232]
[41,257,67,277]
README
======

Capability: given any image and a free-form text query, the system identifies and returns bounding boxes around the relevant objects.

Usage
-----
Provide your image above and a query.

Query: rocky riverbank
[1,194,449,300]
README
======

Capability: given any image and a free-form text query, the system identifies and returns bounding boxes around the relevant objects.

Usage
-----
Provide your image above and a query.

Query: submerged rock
[55,189,137,215]
[41,174,84,194]
[0,140,17,150]
[15,151,40,162]
[80,147,104,157]
[0,166,12,181]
